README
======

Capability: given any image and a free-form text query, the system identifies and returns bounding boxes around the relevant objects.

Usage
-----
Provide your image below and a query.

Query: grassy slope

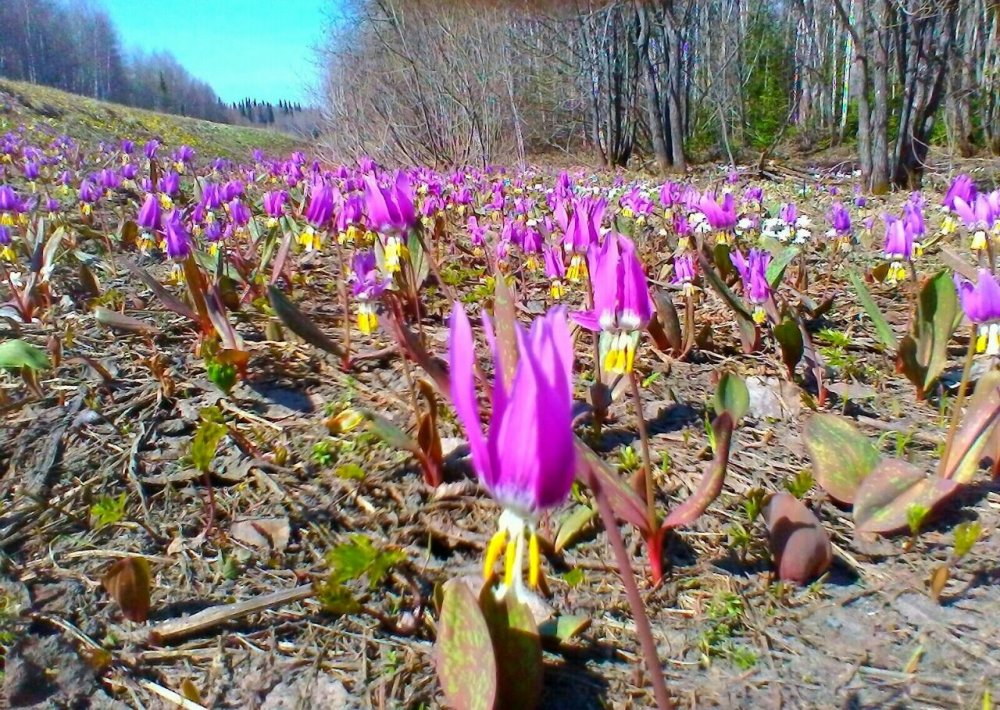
[0,78,306,160]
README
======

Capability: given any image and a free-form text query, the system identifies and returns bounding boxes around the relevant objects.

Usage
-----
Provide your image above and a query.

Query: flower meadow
[1,125,999,708]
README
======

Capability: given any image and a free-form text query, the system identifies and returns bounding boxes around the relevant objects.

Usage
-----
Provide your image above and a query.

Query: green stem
[938,325,977,478]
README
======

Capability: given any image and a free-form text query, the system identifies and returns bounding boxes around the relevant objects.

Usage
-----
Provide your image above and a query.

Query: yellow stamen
[356,306,378,334]
[977,332,988,354]
[972,231,988,252]
[550,280,564,300]
[528,532,541,589]
[503,539,518,589]
[483,529,507,579]
[752,306,767,324]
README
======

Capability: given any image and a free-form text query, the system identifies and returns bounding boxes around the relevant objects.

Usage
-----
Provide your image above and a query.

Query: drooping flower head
[883,215,915,283]
[697,191,737,232]
[351,250,390,334]
[136,193,161,231]
[263,190,287,221]
[543,245,566,299]
[672,254,698,296]
[944,174,977,211]
[956,269,1000,355]
[449,303,575,597]
[572,233,654,374]
[779,203,797,227]
[828,202,852,236]
[730,248,772,323]
[364,171,416,236]
[954,194,995,252]
[163,210,191,261]
[562,196,606,281]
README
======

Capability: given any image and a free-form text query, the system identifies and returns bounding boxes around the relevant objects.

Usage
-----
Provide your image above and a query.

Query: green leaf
[0,339,50,371]
[698,252,758,353]
[334,464,366,481]
[268,285,344,357]
[480,587,542,710]
[435,580,498,710]
[803,414,880,503]
[766,246,799,289]
[189,414,227,474]
[773,318,804,375]
[538,614,592,643]
[326,534,406,589]
[914,270,959,392]
[554,504,596,553]
[316,580,362,615]
[848,269,897,350]
[941,369,1000,483]
[713,373,749,424]
[853,459,960,535]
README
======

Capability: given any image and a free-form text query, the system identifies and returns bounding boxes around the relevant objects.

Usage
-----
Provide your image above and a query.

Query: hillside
[0,78,307,160]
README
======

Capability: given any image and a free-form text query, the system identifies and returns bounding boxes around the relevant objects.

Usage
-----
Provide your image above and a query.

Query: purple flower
[78,179,101,205]
[159,171,180,196]
[743,186,764,205]
[201,182,223,209]
[263,190,287,219]
[23,161,39,180]
[730,248,772,322]
[944,175,977,211]
[660,181,682,208]
[144,140,159,159]
[222,180,244,201]
[163,211,191,261]
[98,169,120,191]
[175,145,195,164]
[364,172,416,235]
[779,203,797,226]
[904,201,925,238]
[305,183,336,227]
[449,302,575,595]
[0,225,10,245]
[572,234,654,374]
[563,197,606,254]
[883,216,915,282]
[828,202,852,235]
[0,186,24,213]
[337,193,365,233]
[121,163,138,180]
[956,269,1000,354]
[137,193,161,231]
[672,254,697,290]
[543,245,565,281]
[227,199,251,227]
[467,216,487,247]
[697,192,737,230]
[121,140,135,155]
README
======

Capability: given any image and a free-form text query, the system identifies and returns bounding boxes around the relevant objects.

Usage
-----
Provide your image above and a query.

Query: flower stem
[629,370,657,532]
[333,237,352,368]
[938,324,977,478]
[592,476,673,710]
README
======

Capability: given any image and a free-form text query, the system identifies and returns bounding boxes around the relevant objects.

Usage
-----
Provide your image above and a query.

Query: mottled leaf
[480,589,542,710]
[435,580,498,710]
[942,369,1000,483]
[803,414,880,503]
[914,270,959,392]
[853,459,960,535]
[713,373,749,424]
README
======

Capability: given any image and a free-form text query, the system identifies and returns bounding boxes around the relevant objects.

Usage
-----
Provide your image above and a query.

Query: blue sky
[99,0,328,105]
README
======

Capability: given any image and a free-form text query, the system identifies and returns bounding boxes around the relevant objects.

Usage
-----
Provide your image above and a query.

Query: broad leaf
[0,339,50,370]
[914,270,959,392]
[435,580,498,710]
[942,369,1000,483]
[803,414,880,503]
[480,588,542,710]
[853,459,960,535]
[713,373,748,424]
[773,317,804,376]
[648,291,682,354]
[268,285,344,357]
[766,246,799,289]
[554,504,597,553]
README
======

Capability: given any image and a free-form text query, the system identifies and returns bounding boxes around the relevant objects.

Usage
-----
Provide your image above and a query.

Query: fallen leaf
[230,517,291,553]
[101,557,151,622]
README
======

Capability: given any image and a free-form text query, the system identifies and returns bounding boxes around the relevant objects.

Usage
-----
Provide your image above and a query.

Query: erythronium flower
[944,174,977,211]
[730,248,772,324]
[263,190,287,227]
[163,211,191,261]
[449,303,575,599]
[954,195,994,252]
[0,225,13,261]
[136,193,161,231]
[697,192,737,237]
[364,171,416,236]
[956,269,1000,355]
[301,183,336,251]
[572,233,654,375]
[351,250,389,334]
[562,197,606,282]
[672,253,698,296]
[543,245,566,299]
[827,202,852,236]
[883,216,916,283]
